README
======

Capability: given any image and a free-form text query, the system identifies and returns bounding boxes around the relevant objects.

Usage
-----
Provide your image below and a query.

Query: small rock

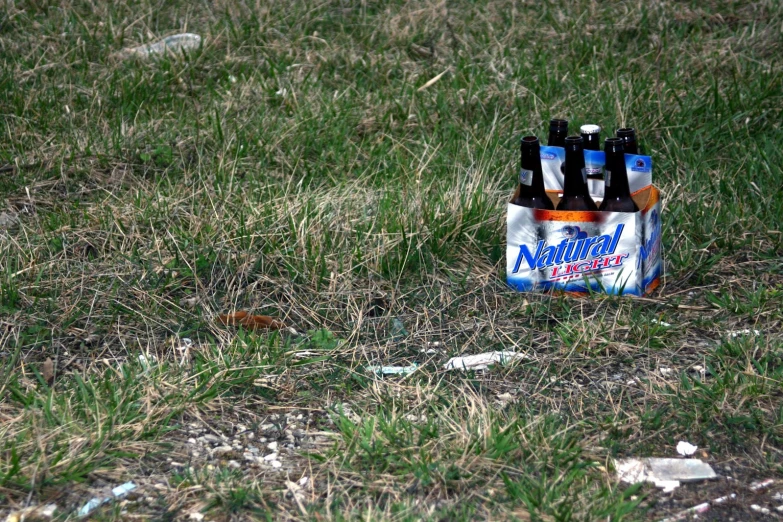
[263,452,279,461]
[181,297,199,308]
[187,438,196,444]
[750,505,770,515]
[271,460,282,468]
[201,434,221,444]
[243,453,260,462]
[189,513,204,521]
[227,460,241,469]
[0,212,19,230]
[212,445,234,455]
[267,441,278,451]
[299,476,309,486]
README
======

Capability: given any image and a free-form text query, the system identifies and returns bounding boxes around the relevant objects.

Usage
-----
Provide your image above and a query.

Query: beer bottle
[599,137,639,212]
[580,124,601,150]
[556,136,597,211]
[547,119,568,147]
[511,136,554,210]
[616,127,638,155]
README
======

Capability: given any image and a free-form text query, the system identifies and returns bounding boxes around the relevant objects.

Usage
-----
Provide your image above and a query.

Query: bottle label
[519,168,534,186]
[605,169,612,187]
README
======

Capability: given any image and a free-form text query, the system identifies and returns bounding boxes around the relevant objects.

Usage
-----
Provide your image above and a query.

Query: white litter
[659,367,673,376]
[443,351,527,371]
[293,351,322,358]
[367,364,418,376]
[727,329,761,338]
[615,458,716,492]
[651,319,672,327]
[676,441,698,456]
[659,493,736,522]
[77,482,136,517]
[120,33,201,58]
[138,354,156,372]
[750,478,775,491]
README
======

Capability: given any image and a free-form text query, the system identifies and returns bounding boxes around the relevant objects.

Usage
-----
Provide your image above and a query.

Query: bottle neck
[562,148,590,197]
[582,134,600,151]
[518,147,547,196]
[548,130,567,147]
[604,151,632,198]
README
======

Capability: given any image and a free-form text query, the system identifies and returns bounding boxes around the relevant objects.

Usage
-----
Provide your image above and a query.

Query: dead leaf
[42,357,54,384]
[218,311,284,330]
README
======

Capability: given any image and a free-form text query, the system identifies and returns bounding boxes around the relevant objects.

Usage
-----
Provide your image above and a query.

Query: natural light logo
[512,224,629,279]
[540,152,556,160]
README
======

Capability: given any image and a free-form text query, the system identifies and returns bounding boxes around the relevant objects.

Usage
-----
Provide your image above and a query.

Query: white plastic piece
[676,441,698,456]
[615,458,716,492]
[367,364,418,376]
[122,33,201,58]
[77,482,136,517]
[443,351,527,371]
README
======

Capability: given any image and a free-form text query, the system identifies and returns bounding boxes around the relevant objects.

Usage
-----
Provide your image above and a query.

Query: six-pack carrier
[506,126,662,296]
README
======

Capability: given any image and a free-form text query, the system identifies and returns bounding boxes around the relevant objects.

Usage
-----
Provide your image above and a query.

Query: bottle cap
[580,124,601,134]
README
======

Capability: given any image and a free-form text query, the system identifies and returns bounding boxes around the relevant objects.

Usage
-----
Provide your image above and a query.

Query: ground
[0,0,782,520]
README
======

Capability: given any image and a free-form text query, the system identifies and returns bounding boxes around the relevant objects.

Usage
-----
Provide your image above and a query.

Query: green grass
[1,0,782,520]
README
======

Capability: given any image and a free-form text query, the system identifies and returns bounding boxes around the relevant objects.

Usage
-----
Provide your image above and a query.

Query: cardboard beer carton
[506,146,662,296]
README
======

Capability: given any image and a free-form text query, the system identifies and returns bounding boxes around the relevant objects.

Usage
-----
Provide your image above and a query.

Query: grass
[1,0,782,520]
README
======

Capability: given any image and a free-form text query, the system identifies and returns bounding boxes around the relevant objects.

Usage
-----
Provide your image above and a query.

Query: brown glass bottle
[599,137,639,212]
[511,136,554,210]
[556,136,597,211]
[547,119,568,147]
[616,127,638,155]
